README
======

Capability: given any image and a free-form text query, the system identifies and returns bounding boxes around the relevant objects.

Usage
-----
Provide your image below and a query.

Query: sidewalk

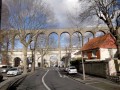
[59,68,120,90]
[71,73,120,90]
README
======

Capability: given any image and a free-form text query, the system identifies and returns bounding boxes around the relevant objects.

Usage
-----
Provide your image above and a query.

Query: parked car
[67,66,77,74]
[65,67,69,72]
[0,65,12,73]
[7,67,22,76]
[0,72,3,82]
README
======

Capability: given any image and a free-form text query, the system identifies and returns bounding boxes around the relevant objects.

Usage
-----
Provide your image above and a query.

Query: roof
[81,33,117,51]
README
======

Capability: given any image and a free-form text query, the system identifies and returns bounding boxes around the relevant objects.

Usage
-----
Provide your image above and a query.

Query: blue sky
[2,0,118,49]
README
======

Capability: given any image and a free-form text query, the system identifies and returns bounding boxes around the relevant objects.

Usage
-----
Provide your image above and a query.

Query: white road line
[57,69,62,77]
[42,70,51,90]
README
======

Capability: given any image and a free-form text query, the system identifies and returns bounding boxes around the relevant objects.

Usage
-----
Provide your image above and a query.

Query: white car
[7,67,22,76]
[0,65,12,73]
[67,66,77,74]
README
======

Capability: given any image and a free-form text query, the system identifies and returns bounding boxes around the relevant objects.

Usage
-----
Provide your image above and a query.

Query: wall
[100,48,117,60]
[6,50,70,67]
[79,59,120,77]
[79,61,108,77]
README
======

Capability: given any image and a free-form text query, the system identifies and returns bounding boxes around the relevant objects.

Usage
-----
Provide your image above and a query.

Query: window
[83,52,88,58]
[92,50,97,57]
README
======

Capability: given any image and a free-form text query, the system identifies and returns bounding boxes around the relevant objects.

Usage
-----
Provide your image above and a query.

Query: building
[81,33,117,61]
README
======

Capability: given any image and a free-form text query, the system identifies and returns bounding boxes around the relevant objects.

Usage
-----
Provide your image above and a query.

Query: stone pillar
[81,35,84,47]
[58,35,61,66]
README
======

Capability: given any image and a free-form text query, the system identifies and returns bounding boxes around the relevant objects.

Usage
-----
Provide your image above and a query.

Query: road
[17,68,47,90]
[16,68,101,90]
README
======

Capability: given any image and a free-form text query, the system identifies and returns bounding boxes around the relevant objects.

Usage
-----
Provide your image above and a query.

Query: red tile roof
[81,34,117,51]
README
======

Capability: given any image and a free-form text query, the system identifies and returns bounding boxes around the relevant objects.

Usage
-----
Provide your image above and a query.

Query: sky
[2,0,120,29]
[45,0,80,28]
[1,0,110,49]
[2,0,82,28]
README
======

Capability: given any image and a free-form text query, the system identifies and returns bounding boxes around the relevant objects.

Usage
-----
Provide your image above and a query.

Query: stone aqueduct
[4,27,112,67]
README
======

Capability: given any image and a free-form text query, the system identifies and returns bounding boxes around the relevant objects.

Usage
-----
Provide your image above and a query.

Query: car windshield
[1,66,7,68]
[69,67,76,69]
[9,68,17,71]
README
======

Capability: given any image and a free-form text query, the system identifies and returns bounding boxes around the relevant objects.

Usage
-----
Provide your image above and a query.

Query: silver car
[7,67,22,76]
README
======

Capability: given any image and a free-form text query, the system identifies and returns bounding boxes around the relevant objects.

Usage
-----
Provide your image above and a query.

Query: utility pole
[81,51,86,80]
[0,0,1,29]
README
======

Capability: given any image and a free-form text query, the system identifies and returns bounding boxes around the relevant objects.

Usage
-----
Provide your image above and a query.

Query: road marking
[57,69,62,77]
[42,70,51,90]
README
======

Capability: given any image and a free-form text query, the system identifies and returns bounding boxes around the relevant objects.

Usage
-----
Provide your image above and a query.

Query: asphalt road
[45,68,101,90]
[16,68,101,90]
[16,68,47,90]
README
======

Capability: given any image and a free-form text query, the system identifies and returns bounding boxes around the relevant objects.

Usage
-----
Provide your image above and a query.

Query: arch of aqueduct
[2,27,114,67]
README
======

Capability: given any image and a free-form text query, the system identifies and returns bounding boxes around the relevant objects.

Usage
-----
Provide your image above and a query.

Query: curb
[0,74,27,90]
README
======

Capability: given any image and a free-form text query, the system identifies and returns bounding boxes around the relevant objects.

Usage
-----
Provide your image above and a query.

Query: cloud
[45,0,80,28]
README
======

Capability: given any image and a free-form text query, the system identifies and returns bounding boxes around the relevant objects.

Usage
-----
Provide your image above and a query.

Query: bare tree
[36,33,49,68]
[0,31,12,65]
[78,0,120,58]
[36,32,58,68]
[7,0,54,74]
[1,2,10,30]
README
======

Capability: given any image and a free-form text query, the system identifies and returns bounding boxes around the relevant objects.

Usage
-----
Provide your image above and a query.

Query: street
[16,68,47,90]
[16,68,101,90]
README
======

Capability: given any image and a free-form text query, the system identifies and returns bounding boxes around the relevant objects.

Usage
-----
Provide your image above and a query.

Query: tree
[7,0,54,74]
[36,33,49,68]
[0,31,12,65]
[78,0,120,58]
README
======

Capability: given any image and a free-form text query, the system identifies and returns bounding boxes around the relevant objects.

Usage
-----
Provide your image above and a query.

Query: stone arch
[60,32,71,48]
[60,32,71,36]
[14,57,21,67]
[71,31,83,48]
[48,32,59,48]
[14,35,23,49]
[49,55,58,67]
[95,31,105,37]
[36,33,47,48]
[83,31,94,44]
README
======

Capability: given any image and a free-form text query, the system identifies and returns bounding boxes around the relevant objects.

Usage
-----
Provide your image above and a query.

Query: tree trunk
[23,46,28,74]
[116,38,120,59]
[31,51,35,72]
[117,45,120,59]
[41,55,44,68]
